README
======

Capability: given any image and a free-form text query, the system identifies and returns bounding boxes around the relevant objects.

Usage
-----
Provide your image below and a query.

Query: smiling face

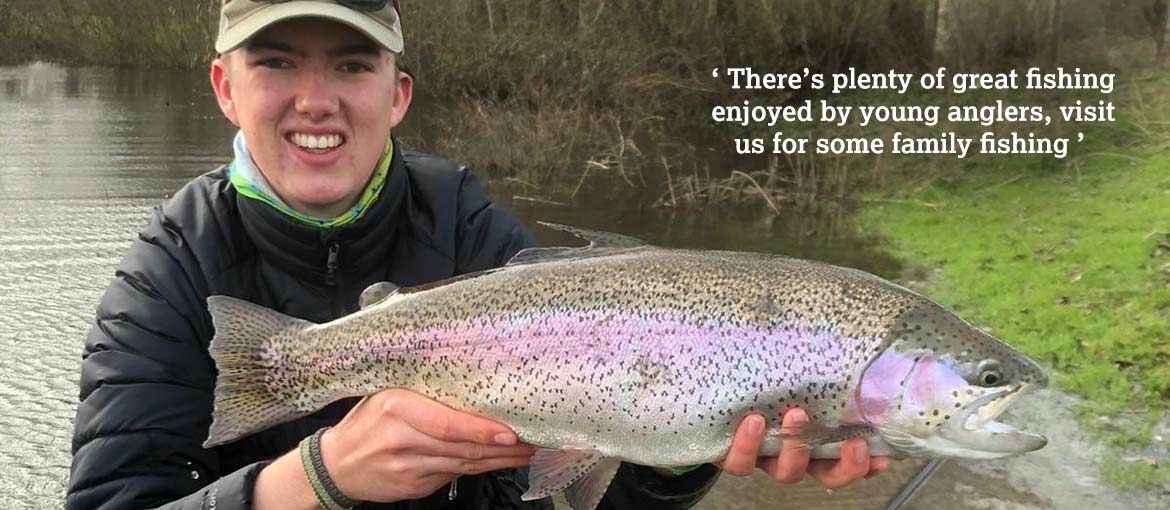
[210,18,412,218]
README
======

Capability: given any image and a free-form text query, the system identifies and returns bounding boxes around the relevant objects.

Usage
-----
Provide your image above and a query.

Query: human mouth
[288,133,345,152]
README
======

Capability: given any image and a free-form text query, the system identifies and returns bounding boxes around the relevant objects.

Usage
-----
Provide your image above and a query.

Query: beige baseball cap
[216,0,403,54]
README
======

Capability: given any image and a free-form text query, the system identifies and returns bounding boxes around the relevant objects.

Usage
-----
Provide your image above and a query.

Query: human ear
[387,68,413,129]
[210,56,241,127]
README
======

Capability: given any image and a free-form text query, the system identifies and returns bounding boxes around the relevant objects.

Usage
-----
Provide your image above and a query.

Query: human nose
[294,71,340,120]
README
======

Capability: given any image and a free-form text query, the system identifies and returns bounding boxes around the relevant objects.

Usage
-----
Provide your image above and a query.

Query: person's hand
[319,388,536,503]
[715,408,889,490]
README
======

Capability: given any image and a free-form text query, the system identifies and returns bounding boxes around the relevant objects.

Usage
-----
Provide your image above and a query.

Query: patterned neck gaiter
[228,131,392,228]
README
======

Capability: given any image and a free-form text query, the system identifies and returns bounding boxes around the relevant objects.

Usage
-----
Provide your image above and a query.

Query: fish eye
[973,359,1004,386]
[979,369,1003,386]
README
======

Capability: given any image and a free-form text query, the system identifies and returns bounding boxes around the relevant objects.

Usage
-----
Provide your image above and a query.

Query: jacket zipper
[325,240,340,287]
[321,233,346,317]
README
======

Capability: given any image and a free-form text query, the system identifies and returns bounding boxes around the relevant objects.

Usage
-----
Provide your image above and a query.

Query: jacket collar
[236,142,407,287]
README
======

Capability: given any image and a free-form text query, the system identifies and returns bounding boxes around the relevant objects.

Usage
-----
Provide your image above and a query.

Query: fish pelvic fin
[204,295,314,448]
[521,448,620,510]
[562,457,621,510]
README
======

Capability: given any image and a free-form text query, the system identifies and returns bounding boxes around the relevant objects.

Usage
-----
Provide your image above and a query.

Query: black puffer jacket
[67,145,720,510]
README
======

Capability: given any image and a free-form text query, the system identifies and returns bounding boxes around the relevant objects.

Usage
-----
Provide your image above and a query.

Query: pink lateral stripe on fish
[203,222,1049,510]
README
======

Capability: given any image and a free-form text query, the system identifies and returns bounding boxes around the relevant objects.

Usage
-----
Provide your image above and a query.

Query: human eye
[252,57,292,69]
[338,61,374,73]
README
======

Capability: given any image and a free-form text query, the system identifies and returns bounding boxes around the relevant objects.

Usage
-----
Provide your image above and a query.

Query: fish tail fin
[204,295,315,448]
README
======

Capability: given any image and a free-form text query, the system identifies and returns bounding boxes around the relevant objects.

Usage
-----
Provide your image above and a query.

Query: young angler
[66,1,887,508]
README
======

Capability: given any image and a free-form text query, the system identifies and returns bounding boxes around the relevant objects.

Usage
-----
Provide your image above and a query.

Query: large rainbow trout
[205,223,1048,510]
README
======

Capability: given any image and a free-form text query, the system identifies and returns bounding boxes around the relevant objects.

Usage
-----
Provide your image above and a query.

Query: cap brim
[215,2,403,54]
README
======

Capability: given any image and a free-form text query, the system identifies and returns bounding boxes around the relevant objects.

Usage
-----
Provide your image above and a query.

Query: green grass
[1102,455,1164,490]
[861,100,1170,489]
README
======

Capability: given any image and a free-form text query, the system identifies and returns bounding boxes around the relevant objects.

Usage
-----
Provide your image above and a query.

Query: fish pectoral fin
[775,423,876,448]
[522,448,619,509]
[808,434,900,459]
[358,281,401,309]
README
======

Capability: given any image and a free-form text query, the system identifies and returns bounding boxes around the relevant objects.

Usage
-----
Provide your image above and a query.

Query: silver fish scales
[205,223,1048,510]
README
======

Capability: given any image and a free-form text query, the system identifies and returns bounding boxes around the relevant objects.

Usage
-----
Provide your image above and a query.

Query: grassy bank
[861,73,1170,489]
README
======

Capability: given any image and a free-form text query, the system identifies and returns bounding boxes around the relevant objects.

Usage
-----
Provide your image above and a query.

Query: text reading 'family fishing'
[710,67,1117,160]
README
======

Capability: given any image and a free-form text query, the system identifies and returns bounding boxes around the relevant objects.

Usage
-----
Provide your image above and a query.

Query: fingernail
[747,415,764,435]
[788,409,808,426]
[853,442,868,463]
[494,433,516,446]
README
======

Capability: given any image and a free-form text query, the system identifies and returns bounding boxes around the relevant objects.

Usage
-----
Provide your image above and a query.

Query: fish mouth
[880,383,1048,459]
[936,384,1048,458]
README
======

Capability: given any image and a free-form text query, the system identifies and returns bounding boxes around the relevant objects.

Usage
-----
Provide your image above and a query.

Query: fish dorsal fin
[521,448,618,509]
[358,281,401,309]
[538,222,649,248]
[505,246,593,266]
[506,222,650,267]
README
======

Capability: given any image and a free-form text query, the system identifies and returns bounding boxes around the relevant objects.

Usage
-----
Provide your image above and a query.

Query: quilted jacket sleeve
[452,169,536,273]
[66,205,260,510]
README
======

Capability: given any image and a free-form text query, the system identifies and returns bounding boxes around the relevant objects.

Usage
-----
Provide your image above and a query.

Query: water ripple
[0,64,232,507]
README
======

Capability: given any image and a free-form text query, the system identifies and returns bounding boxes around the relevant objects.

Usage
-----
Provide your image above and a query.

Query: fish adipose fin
[204,295,314,448]
[522,448,621,510]
[358,281,401,309]
[507,222,650,266]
